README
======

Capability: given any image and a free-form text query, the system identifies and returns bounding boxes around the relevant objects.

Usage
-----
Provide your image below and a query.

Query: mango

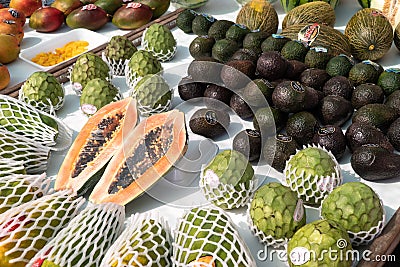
[0,8,26,26]
[0,34,20,64]
[0,63,10,90]
[51,0,83,16]
[9,0,42,17]
[94,0,123,15]
[112,3,153,30]
[140,0,170,19]
[66,4,108,31]
[29,6,64,32]
[0,20,23,43]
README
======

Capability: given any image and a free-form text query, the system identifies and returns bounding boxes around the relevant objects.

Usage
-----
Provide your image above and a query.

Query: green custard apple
[126,50,163,88]
[143,23,177,62]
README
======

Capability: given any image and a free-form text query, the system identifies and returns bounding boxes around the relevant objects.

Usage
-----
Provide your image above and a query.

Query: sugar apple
[126,50,163,88]
[104,35,137,76]
[19,71,64,113]
[131,74,171,116]
[172,207,255,267]
[249,182,306,247]
[284,145,342,206]
[143,23,177,62]
[70,52,110,95]
[80,78,121,116]
[321,182,384,246]
[287,219,353,267]
[102,213,171,267]
[200,149,255,210]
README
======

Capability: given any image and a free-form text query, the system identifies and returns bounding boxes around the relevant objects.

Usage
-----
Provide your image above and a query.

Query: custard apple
[131,74,171,116]
[172,207,255,267]
[104,35,137,76]
[70,52,110,95]
[249,182,306,247]
[321,182,384,246]
[126,50,163,88]
[143,23,177,62]
[80,78,121,116]
[200,149,255,209]
[19,71,64,113]
[287,219,353,267]
[284,145,342,206]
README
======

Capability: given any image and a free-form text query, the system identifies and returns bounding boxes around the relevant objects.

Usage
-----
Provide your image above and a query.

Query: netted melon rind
[172,206,256,266]
[1,190,85,266]
[199,174,257,210]
[0,173,53,215]
[101,212,171,267]
[31,202,125,267]
[246,201,289,248]
[283,144,342,206]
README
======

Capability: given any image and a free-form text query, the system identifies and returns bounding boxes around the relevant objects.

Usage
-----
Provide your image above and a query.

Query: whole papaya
[29,6,64,32]
[112,3,153,30]
[66,4,108,31]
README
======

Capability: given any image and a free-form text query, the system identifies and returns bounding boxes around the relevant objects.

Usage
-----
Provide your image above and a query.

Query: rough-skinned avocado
[187,58,223,84]
[189,108,230,139]
[352,103,399,133]
[233,129,261,161]
[299,68,330,91]
[351,83,384,109]
[280,40,309,62]
[345,121,394,152]
[230,92,253,119]
[243,78,274,107]
[285,60,308,80]
[257,51,288,81]
[178,76,207,101]
[263,134,298,172]
[261,34,291,52]
[189,36,216,59]
[286,111,319,146]
[208,20,234,41]
[319,95,353,126]
[351,144,400,181]
[204,84,233,110]
[242,31,269,55]
[322,76,353,100]
[212,38,239,63]
[387,117,400,151]
[385,90,400,115]
[220,60,255,90]
[253,107,287,136]
[312,125,347,160]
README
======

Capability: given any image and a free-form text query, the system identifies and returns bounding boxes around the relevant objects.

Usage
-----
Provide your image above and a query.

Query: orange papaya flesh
[89,109,188,205]
[55,98,137,194]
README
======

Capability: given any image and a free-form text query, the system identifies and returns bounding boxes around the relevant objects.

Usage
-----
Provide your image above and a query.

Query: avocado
[395,22,400,52]
[189,108,230,139]
[322,76,353,100]
[204,84,233,110]
[312,125,347,160]
[263,134,298,172]
[233,129,261,161]
[253,107,288,136]
[385,90,400,115]
[348,60,383,86]
[286,111,319,146]
[325,54,354,77]
[257,51,288,81]
[208,20,235,41]
[192,13,216,36]
[261,34,291,53]
[178,76,207,101]
[280,40,309,62]
[351,83,384,109]
[319,95,353,126]
[377,68,400,96]
[187,57,223,84]
[272,81,320,113]
[243,78,274,107]
[351,144,400,181]
[304,46,332,69]
[299,68,331,91]
[189,36,215,59]
[220,60,255,90]
[225,23,251,44]
[242,31,270,56]
[352,103,399,133]
[229,48,258,64]
[285,60,308,80]
[345,121,394,152]
[388,118,400,151]
[176,9,197,33]
[230,92,253,119]
[212,38,240,63]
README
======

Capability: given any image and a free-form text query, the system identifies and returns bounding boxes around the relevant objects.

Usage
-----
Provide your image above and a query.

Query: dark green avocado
[377,68,400,96]
[253,107,288,136]
[312,125,347,160]
[299,68,331,91]
[230,92,253,119]
[280,40,309,62]
[178,76,207,101]
[189,108,230,139]
[286,111,319,146]
[257,51,288,81]
[319,95,353,126]
[348,60,383,86]
[351,83,384,109]
[208,20,235,41]
[225,23,251,44]
[325,54,354,77]
[263,134,298,172]
[233,129,261,161]
[187,57,223,84]
[352,103,399,133]
[204,84,233,110]
[345,121,394,153]
[192,13,216,36]
[272,81,320,113]
[387,117,400,151]
[322,76,353,100]
[189,36,216,60]
[242,31,270,56]
[212,38,240,63]
[243,78,274,107]
[351,144,400,181]
[229,48,259,64]
[304,46,332,69]
[261,34,291,53]
[385,90,400,115]
[176,9,197,33]
[220,60,255,90]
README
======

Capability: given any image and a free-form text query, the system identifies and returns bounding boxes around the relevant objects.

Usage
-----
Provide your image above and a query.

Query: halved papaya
[89,109,188,205]
[55,97,138,194]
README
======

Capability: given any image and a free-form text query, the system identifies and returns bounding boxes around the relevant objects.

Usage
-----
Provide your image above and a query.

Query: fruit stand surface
[5,0,400,265]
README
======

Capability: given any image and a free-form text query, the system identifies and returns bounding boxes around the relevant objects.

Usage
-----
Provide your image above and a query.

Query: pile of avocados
[176,5,400,181]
